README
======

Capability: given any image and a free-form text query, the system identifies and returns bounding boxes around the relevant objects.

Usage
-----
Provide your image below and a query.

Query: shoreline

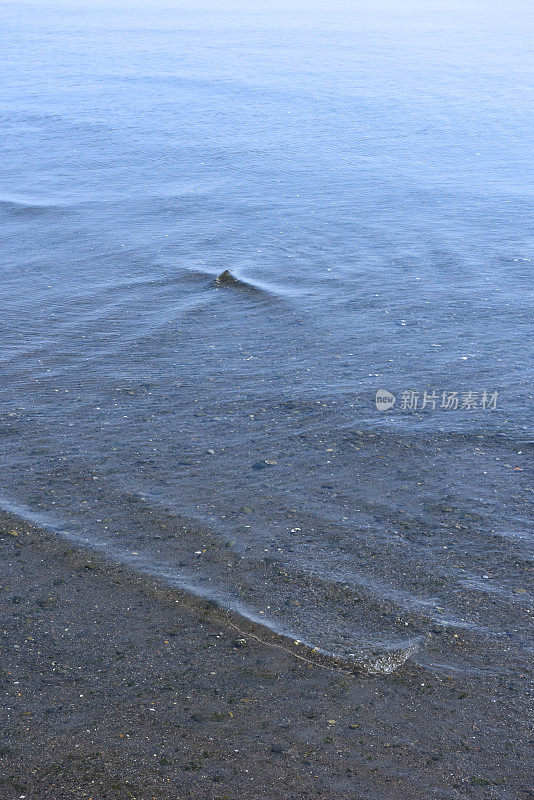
[0,504,422,680]
[1,510,530,799]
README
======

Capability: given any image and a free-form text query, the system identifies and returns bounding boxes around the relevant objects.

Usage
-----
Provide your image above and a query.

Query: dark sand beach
[1,510,531,800]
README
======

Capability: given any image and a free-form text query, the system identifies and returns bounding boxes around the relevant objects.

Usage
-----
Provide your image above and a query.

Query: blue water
[1,0,533,674]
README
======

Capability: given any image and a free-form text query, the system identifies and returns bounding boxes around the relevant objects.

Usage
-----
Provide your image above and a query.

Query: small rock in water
[252,460,277,470]
[214,269,234,285]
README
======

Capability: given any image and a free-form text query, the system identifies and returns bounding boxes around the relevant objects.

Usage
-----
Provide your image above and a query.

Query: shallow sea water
[1,0,533,676]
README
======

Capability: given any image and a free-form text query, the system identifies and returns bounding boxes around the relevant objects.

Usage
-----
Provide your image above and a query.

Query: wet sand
[0,510,531,800]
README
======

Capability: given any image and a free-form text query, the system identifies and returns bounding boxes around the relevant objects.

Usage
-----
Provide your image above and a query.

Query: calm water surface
[1,0,533,675]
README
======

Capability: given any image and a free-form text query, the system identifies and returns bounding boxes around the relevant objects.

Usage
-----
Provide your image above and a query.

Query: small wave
[218,610,424,675]
[180,267,292,299]
[213,269,282,298]
[0,496,422,676]
[0,198,65,216]
[58,267,288,302]
[360,638,424,675]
